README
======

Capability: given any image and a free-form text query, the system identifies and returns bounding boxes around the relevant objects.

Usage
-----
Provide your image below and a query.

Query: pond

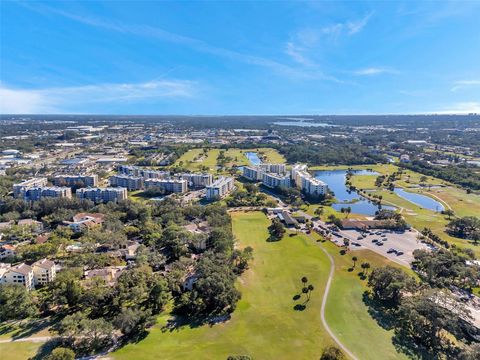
[394,188,445,212]
[244,152,262,165]
[314,169,395,216]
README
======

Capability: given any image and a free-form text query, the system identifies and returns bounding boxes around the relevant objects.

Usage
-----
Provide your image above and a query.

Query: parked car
[387,248,396,254]
[372,239,378,243]
[396,251,404,256]
[376,242,384,246]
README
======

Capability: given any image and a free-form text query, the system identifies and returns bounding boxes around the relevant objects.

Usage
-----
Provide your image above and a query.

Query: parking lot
[336,228,429,266]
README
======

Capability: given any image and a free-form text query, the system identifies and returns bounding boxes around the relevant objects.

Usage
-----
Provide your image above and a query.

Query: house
[17,219,44,232]
[1,263,34,290]
[32,258,56,286]
[280,211,298,227]
[65,213,105,233]
[84,266,126,286]
[0,244,17,259]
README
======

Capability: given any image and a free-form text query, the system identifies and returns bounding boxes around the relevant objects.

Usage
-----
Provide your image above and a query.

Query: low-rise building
[53,174,98,188]
[76,187,128,203]
[144,178,188,193]
[65,213,105,232]
[109,174,144,190]
[32,258,56,286]
[0,244,17,259]
[84,266,126,286]
[1,263,34,290]
[205,177,235,199]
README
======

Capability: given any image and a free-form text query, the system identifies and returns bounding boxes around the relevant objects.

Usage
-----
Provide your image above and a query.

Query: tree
[113,307,155,338]
[0,284,37,321]
[301,276,308,288]
[268,218,285,241]
[46,347,75,360]
[443,209,455,220]
[314,207,324,217]
[360,262,370,276]
[342,238,350,249]
[320,346,345,360]
[148,277,170,314]
[351,256,358,268]
[368,266,415,306]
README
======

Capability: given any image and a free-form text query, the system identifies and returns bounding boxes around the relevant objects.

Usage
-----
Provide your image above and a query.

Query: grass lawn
[321,240,411,360]
[174,148,285,173]
[114,211,334,360]
[0,341,51,360]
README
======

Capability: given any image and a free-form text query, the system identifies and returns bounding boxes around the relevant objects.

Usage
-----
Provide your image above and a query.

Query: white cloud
[0,79,198,114]
[451,80,480,92]
[346,12,374,34]
[353,67,399,76]
[433,102,480,114]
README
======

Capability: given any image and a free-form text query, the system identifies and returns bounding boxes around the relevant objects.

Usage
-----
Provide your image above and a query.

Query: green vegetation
[114,212,334,360]
[174,148,285,172]
[321,241,411,360]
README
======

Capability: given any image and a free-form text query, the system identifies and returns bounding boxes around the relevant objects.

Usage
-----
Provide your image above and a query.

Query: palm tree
[302,287,309,301]
[307,284,314,300]
[361,262,371,276]
[343,238,350,248]
[352,256,358,268]
[301,276,308,288]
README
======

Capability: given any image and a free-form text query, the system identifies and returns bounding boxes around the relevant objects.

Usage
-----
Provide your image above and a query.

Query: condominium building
[76,187,128,203]
[24,186,72,201]
[109,174,144,190]
[179,173,213,188]
[32,259,56,286]
[1,263,34,290]
[118,165,169,179]
[291,164,328,196]
[242,166,263,181]
[262,172,291,189]
[205,177,235,199]
[258,163,287,174]
[13,178,48,198]
[144,178,188,194]
[53,174,98,187]
[291,164,308,186]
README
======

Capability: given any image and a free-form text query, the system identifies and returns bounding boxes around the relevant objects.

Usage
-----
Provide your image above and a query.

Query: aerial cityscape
[1,2,480,360]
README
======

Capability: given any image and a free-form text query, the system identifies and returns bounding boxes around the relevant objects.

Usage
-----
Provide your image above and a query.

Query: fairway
[114,212,333,360]
[174,148,285,172]
[322,241,411,360]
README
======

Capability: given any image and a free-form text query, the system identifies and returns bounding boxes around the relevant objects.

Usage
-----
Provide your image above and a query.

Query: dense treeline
[366,265,479,359]
[276,142,386,166]
[0,197,252,356]
[399,160,480,190]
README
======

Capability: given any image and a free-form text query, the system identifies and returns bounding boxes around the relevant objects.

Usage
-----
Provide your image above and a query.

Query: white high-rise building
[291,164,328,196]
[206,177,235,199]
[262,172,291,188]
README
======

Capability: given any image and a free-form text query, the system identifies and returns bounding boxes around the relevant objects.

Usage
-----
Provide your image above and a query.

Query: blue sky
[1,1,479,115]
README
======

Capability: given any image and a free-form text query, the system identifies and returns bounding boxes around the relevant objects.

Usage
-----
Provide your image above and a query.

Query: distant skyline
[1,1,480,115]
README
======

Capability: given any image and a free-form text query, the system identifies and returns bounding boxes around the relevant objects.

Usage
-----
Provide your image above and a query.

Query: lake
[394,188,445,212]
[314,169,394,216]
[244,152,262,165]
